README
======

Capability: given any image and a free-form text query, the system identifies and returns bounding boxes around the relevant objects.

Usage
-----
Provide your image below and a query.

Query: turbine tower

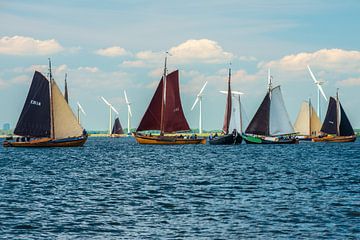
[101,96,119,135]
[191,81,208,134]
[307,65,327,120]
[220,90,244,133]
[77,102,86,124]
[124,90,133,135]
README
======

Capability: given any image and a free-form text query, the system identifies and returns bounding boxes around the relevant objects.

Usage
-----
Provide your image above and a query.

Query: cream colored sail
[51,81,83,139]
[294,101,321,136]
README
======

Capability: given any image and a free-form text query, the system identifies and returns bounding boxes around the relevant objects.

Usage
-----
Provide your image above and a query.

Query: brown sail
[137,70,190,133]
[222,68,232,134]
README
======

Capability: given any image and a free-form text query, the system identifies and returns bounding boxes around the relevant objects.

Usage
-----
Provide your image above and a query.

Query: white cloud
[121,60,146,68]
[169,39,233,63]
[0,36,64,55]
[338,77,360,86]
[95,46,129,57]
[77,66,99,73]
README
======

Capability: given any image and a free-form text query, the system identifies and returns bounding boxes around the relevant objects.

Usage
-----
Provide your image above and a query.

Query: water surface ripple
[0,138,359,239]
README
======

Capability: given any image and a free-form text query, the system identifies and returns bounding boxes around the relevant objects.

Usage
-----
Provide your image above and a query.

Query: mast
[48,58,55,139]
[239,94,243,134]
[309,98,312,136]
[77,105,80,124]
[160,53,168,135]
[336,89,340,136]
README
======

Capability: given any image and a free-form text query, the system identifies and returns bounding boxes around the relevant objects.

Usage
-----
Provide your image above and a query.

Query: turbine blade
[111,106,119,115]
[268,68,271,85]
[307,65,318,84]
[317,84,328,101]
[124,90,129,104]
[128,105,132,117]
[191,97,199,111]
[101,96,111,106]
[198,81,208,96]
[77,102,86,115]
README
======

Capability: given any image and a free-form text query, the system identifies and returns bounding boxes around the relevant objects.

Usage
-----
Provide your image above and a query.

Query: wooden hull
[295,135,315,141]
[209,133,243,145]
[134,134,206,145]
[243,134,298,144]
[3,136,87,147]
[312,135,356,143]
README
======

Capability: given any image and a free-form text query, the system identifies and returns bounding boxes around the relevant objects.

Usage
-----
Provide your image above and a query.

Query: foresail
[112,117,124,134]
[321,97,337,134]
[269,86,294,135]
[309,104,321,136]
[245,92,270,135]
[294,101,310,135]
[163,70,190,132]
[51,81,83,139]
[14,71,51,137]
[339,102,354,136]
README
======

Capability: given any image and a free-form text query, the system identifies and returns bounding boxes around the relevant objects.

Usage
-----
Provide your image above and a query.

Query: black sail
[14,71,51,137]
[320,97,337,134]
[339,103,354,136]
[112,117,124,134]
[245,92,270,135]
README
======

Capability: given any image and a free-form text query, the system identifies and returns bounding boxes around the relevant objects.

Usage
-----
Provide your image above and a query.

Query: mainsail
[14,71,51,137]
[51,80,84,139]
[222,68,232,134]
[112,117,124,134]
[137,70,190,133]
[321,96,354,136]
[246,86,294,136]
[294,101,321,136]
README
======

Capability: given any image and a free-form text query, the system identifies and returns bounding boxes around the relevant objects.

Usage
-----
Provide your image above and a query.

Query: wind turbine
[191,81,208,134]
[77,102,86,124]
[124,90,133,135]
[307,65,327,120]
[101,96,119,135]
[220,90,244,133]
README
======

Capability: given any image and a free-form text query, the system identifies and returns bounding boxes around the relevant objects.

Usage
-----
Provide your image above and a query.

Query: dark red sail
[320,97,337,135]
[245,92,270,135]
[112,117,124,134]
[222,69,232,134]
[137,70,190,133]
[14,71,51,137]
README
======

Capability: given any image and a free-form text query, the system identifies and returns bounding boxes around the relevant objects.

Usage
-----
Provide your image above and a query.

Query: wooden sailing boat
[111,117,124,138]
[134,55,206,145]
[242,69,298,144]
[312,90,356,142]
[3,60,87,147]
[294,99,322,140]
[209,67,242,145]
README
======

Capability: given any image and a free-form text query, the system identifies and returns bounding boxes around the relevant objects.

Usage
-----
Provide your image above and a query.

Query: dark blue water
[0,138,359,239]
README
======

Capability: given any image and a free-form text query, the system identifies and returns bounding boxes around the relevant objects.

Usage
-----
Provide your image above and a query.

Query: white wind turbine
[220,90,244,133]
[101,96,119,135]
[191,81,208,134]
[77,102,86,124]
[124,90,133,135]
[307,65,327,120]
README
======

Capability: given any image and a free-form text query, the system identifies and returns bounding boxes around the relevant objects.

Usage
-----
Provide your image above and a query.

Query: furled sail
[51,80,84,139]
[269,86,294,135]
[137,70,190,133]
[64,75,68,103]
[294,101,321,136]
[14,71,51,137]
[112,117,124,134]
[245,93,270,135]
[222,69,232,134]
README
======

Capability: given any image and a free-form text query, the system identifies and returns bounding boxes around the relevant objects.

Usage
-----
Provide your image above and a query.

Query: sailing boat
[242,69,298,144]
[312,90,356,142]
[294,99,322,140]
[134,55,206,145]
[209,67,242,145]
[3,60,87,147]
[111,117,124,137]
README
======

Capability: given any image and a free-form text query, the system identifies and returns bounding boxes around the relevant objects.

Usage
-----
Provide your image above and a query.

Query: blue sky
[1,0,360,131]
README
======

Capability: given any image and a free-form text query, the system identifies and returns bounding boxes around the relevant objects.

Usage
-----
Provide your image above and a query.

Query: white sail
[269,86,294,135]
[51,81,83,139]
[309,103,321,135]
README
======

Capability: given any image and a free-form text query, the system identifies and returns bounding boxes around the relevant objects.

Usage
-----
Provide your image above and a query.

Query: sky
[0,0,360,131]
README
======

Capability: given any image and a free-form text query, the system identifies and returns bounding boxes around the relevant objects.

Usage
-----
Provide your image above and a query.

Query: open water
[0,137,359,239]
